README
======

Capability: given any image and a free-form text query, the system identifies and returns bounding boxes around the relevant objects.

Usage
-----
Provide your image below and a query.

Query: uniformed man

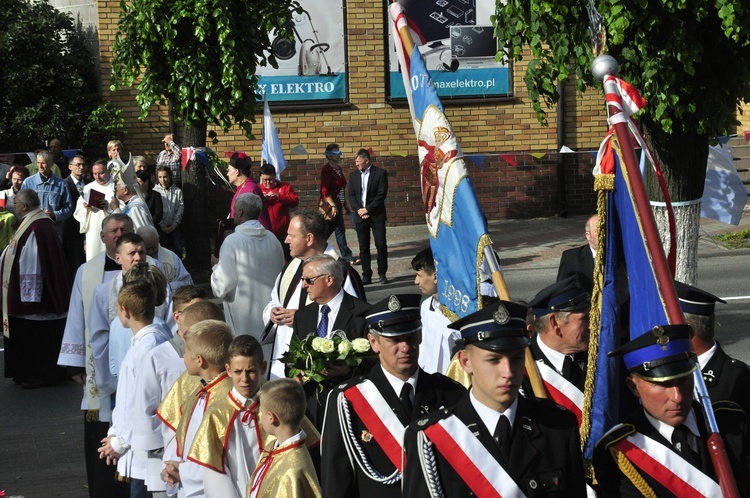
[320,294,465,498]
[526,276,590,419]
[403,300,587,497]
[594,324,750,496]
[675,280,750,416]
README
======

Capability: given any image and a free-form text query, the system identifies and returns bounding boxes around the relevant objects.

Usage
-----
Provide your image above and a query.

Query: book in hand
[85,188,107,208]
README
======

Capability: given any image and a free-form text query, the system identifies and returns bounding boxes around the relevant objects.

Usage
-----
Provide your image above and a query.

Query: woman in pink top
[227,152,271,230]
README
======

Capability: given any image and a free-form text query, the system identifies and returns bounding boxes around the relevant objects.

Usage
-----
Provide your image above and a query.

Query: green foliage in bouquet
[280,330,373,392]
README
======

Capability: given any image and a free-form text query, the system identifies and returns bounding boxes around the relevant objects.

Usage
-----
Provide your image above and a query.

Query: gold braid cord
[609,447,658,498]
[580,167,614,479]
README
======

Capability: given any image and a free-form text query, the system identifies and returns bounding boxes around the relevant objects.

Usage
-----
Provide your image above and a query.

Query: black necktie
[563,355,584,389]
[399,383,413,416]
[493,415,511,461]
[671,425,700,468]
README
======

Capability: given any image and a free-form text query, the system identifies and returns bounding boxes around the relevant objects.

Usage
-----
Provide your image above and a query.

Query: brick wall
[97,0,605,225]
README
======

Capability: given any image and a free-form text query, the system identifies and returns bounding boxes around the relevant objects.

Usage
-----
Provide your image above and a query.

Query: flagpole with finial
[592,53,740,498]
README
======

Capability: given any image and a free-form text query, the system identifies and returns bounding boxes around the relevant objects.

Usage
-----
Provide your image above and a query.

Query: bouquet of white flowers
[280,330,372,392]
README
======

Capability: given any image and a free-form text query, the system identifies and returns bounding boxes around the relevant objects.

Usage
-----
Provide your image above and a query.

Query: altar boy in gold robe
[248,378,321,498]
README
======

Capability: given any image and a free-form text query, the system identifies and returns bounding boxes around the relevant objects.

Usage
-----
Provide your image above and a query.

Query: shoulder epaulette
[597,423,636,450]
[412,407,452,431]
[337,375,367,392]
[712,399,745,414]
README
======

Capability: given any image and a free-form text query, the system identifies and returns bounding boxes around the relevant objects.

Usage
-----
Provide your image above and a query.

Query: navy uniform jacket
[292,293,372,429]
[593,401,750,497]
[321,365,465,498]
[702,342,750,416]
[403,392,587,497]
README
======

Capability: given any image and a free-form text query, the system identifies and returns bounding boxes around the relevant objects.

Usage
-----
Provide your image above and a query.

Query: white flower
[311,337,326,352]
[338,340,353,356]
[352,338,370,353]
[319,338,335,354]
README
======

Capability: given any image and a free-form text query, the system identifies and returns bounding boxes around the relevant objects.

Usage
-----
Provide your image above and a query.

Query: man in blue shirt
[21,150,72,240]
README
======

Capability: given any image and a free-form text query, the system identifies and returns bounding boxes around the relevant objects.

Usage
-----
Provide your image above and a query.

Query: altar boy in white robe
[98,280,171,496]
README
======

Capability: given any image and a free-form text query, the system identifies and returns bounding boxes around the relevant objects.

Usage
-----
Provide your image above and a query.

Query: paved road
[1,212,748,497]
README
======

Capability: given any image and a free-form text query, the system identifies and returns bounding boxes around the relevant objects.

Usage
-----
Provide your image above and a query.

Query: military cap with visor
[529,275,591,318]
[674,280,726,317]
[608,324,697,382]
[366,294,422,337]
[449,300,529,352]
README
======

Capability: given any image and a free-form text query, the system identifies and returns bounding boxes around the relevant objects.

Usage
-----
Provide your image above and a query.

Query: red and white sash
[609,426,721,498]
[343,380,407,470]
[535,362,583,425]
[423,414,526,498]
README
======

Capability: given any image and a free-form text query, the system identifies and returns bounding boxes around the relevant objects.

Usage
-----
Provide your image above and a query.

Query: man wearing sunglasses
[290,253,371,429]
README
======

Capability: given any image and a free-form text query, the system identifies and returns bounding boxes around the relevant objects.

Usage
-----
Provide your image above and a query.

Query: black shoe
[20,378,50,389]
[362,276,372,285]
[379,275,389,284]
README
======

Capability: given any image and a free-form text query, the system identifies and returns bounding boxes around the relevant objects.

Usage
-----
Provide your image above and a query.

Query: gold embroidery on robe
[174,373,232,457]
[156,370,202,432]
[248,437,322,498]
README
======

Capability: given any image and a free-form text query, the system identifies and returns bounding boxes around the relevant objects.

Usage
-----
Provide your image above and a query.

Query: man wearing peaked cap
[527,276,591,404]
[594,324,750,497]
[676,281,750,416]
[320,294,464,498]
[402,300,587,498]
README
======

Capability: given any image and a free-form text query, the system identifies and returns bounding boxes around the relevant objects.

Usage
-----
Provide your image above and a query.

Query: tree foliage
[493,0,750,136]
[0,0,100,150]
[111,0,302,142]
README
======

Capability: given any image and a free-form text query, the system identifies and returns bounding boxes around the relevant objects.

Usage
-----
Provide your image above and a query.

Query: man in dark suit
[291,253,371,428]
[347,148,389,284]
[402,299,587,497]
[594,324,750,497]
[676,281,750,416]
[63,155,89,281]
[321,294,465,498]
[556,214,598,292]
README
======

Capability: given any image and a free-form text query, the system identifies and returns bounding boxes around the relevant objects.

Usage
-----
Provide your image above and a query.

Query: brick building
[87,0,748,226]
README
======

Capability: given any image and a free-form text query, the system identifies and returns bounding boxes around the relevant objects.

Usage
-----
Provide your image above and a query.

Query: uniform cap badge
[652,326,669,350]
[388,295,401,312]
[493,304,510,325]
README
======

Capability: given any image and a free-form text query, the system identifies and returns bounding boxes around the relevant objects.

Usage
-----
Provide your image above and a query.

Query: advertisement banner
[259,0,347,103]
[386,0,511,101]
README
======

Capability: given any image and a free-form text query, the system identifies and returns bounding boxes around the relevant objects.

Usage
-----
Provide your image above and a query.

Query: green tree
[494,0,750,282]
[111,0,301,270]
[0,0,100,151]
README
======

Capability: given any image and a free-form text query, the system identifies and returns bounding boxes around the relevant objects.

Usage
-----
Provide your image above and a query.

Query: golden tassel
[610,447,658,498]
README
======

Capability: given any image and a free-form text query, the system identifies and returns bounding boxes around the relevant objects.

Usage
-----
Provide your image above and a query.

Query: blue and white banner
[390,2,491,318]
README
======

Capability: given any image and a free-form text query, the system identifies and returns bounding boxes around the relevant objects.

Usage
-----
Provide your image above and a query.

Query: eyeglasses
[301,274,330,285]
[70,162,84,167]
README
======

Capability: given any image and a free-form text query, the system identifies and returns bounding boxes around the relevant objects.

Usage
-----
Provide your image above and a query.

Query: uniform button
[529,479,538,489]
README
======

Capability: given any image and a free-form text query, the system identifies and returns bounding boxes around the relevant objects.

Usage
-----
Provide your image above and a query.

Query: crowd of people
[3,137,750,498]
